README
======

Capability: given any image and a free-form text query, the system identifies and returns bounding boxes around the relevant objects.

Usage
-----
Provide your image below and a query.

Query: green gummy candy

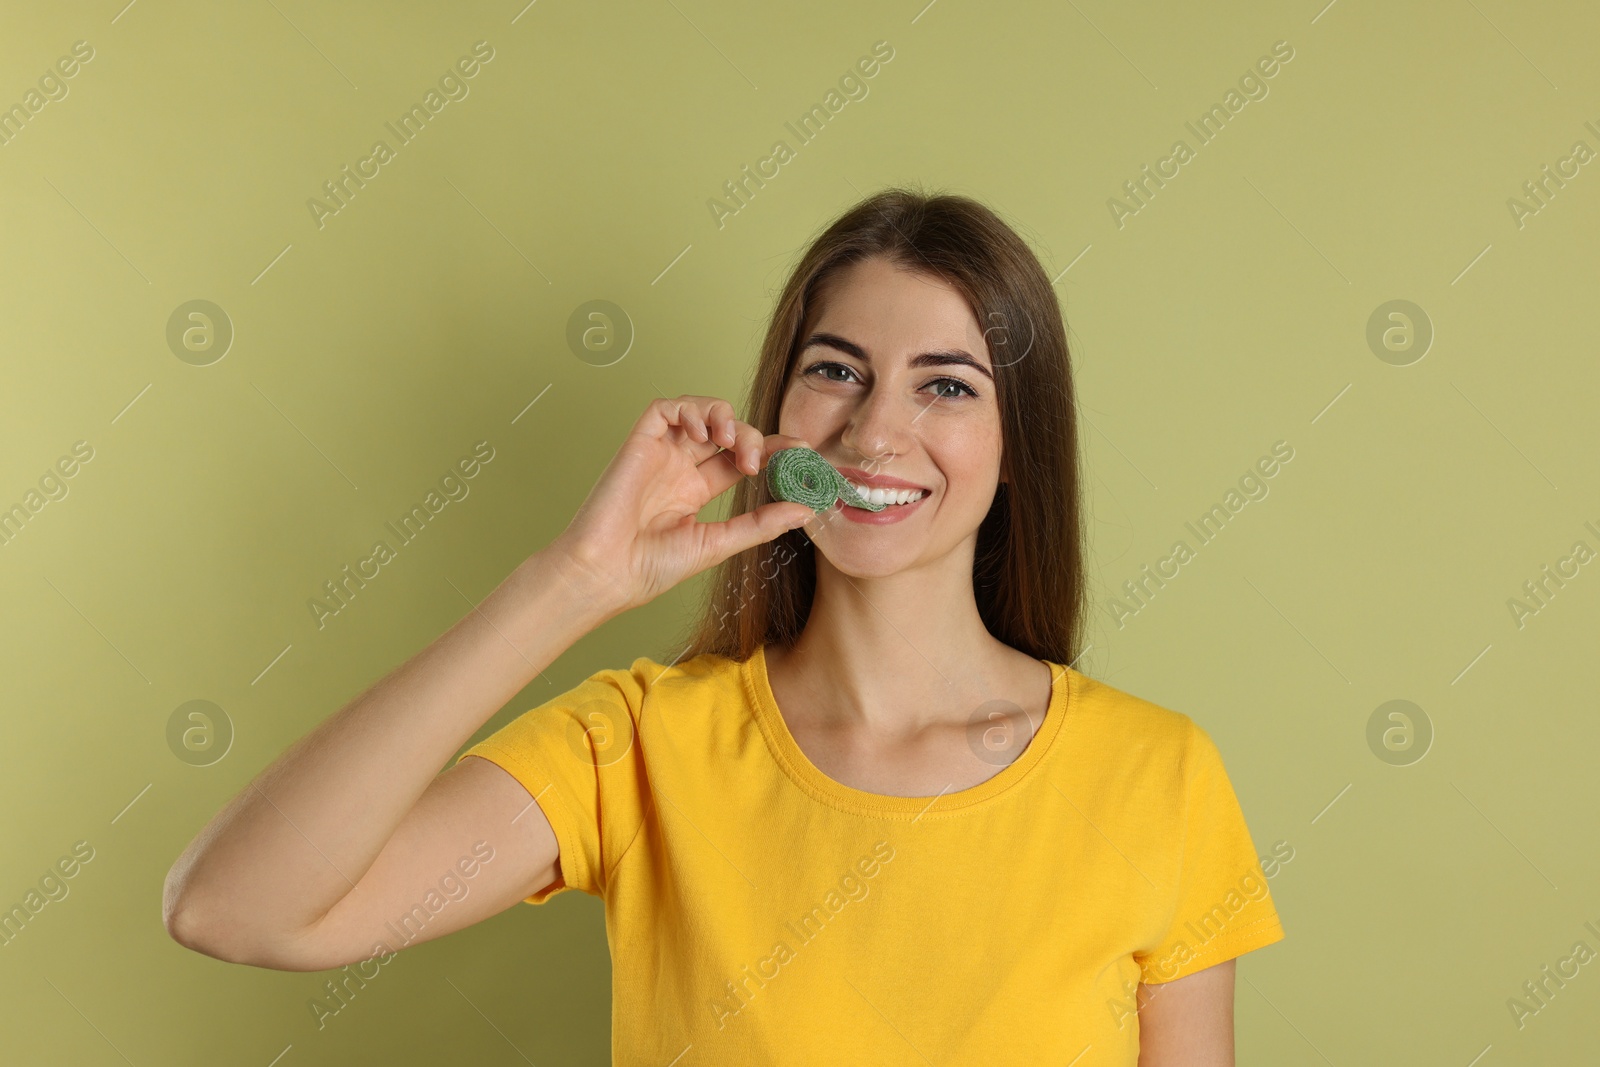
[766,446,885,513]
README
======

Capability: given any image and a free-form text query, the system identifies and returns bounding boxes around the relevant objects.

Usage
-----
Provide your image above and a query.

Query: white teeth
[848,482,927,506]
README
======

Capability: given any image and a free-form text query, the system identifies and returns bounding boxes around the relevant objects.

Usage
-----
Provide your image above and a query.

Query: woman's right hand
[546,395,817,617]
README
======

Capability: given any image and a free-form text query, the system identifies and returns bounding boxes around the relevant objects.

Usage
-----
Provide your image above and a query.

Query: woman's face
[777,254,1004,578]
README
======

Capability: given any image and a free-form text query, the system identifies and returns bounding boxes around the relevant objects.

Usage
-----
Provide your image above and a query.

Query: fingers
[701,500,815,569]
[648,395,813,486]
[646,395,744,456]
[698,398,739,449]
[725,421,768,477]
[700,405,768,476]
[692,432,816,520]
[643,395,730,448]
[761,433,813,466]
[681,407,711,444]
[706,399,737,447]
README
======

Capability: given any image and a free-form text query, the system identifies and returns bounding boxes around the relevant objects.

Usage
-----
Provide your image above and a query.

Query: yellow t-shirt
[457,645,1285,1064]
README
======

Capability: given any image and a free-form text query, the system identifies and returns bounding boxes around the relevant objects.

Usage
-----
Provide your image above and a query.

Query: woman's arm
[1136,959,1236,1066]
[161,549,619,969]
[162,396,814,971]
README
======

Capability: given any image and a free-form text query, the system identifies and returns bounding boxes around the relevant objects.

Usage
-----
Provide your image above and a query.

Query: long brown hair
[672,186,1087,668]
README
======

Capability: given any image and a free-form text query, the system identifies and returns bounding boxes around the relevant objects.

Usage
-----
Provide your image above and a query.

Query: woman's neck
[770,552,1036,733]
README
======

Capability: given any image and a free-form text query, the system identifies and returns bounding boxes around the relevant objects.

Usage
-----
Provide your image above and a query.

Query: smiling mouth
[843,482,929,507]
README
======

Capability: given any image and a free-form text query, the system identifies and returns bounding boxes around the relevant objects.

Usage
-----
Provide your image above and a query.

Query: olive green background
[3,0,1597,1063]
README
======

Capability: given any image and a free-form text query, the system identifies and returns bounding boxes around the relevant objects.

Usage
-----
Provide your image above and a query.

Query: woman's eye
[803,362,976,400]
[805,362,857,383]
[929,377,977,400]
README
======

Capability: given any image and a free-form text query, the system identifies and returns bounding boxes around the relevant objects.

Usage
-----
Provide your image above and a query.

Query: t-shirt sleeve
[1133,717,1286,984]
[454,662,647,905]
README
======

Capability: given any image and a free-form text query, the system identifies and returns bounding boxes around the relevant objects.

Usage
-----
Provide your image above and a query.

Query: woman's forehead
[805,262,987,357]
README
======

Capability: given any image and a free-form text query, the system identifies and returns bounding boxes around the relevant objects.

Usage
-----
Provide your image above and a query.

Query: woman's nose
[840,386,912,471]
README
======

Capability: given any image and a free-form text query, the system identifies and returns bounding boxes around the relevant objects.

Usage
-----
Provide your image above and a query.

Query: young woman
[164,189,1284,1065]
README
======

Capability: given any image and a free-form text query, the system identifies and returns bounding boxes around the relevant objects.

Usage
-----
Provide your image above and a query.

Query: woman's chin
[813,536,928,580]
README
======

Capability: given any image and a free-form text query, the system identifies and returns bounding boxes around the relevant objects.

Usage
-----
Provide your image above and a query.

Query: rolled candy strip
[766,446,885,512]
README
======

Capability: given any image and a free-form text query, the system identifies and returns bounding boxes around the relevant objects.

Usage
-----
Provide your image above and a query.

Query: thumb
[700,501,815,567]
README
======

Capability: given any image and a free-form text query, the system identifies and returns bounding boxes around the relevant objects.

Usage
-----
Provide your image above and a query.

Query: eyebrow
[798,332,994,382]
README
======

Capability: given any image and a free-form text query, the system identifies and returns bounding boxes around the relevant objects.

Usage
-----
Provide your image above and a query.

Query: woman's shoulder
[593,649,747,706]
[1065,669,1203,762]
[1056,672,1252,818]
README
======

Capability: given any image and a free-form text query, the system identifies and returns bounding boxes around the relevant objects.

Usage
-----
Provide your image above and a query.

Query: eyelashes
[801,361,979,400]
[928,377,977,400]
